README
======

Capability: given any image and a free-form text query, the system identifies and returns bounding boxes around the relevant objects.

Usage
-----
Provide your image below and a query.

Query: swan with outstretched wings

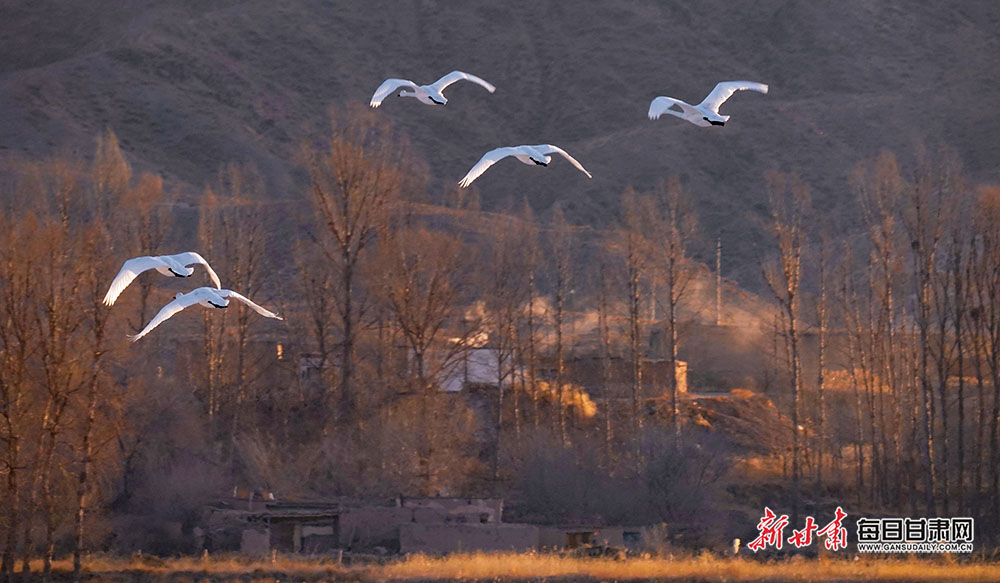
[648,81,768,127]
[458,144,592,188]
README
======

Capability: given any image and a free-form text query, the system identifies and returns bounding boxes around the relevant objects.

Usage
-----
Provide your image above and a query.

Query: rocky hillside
[2,0,998,285]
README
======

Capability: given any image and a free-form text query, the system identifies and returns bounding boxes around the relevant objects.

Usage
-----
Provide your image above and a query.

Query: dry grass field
[34,552,1000,583]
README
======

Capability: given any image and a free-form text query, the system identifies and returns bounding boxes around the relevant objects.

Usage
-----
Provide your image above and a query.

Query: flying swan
[648,81,768,127]
[128,287,283,342]
[458,144,593,188]
[103,252,222,306]
[369,70,495,108]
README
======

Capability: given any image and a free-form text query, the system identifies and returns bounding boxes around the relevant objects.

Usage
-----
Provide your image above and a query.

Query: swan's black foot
[708,120,725,126]
[209,302,228,309]
[532,159,548,166]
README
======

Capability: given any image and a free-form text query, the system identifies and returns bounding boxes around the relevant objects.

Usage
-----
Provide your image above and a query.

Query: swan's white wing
[457,147,521,188]
[103,256,165,306]
[170,252,222,289]
[699,81,768,114]
[369,78,419,108]
[648,96,693,120]
[540,145,593,179]
[127,292,204,342]
[429,70,496,95]
[219,290,283,320]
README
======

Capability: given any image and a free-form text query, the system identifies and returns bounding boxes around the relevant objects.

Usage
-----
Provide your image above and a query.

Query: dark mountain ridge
[2,0,998,285]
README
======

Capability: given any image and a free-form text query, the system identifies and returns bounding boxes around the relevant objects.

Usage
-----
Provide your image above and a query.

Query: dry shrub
[511,427,733,544]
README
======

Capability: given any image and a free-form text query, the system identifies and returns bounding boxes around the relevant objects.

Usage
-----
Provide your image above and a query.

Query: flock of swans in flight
[109,71,767,342]
[104,253,282,342]
[370,70,767,186]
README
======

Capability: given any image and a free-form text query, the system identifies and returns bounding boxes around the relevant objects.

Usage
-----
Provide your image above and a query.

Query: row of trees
[293,106,705,495]
[841,149,1000,522]
[0,133,171,581]
[0,108,715,578]
[763,145,1000,539]
[3,102,1000,577]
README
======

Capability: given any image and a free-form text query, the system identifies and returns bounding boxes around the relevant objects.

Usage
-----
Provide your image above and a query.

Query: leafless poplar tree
[549,204,575,444]
[652,177,696,439]
[760,170,809,525]
[303,105,403,425]
[620,188,654,440]
[900,144,949,515]
[375,226,474,493]
[200,163,274,477]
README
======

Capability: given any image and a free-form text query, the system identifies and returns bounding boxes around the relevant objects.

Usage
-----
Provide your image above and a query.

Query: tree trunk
[340,258,355,424]
[72,386,99,583]
[555,282,567,445]
[2,433,20,583]
[816,252,827,490]
[788,294,801,527]
[919,271,938,515]
[666,258,680,441]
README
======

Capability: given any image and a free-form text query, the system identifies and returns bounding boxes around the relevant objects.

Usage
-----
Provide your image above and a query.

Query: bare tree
[850,151,905,509]
[71,152,124,582]
[197,187,227,450]
[200,164,273,478]
[619,187,654,441]
[549,204,575,444]
[375,226,475,493]
[92,128,132,223]
[969,185,1000,522]
[483,213,528,485]
[20,162,92,582]
[947,196,972,515]
[0,211,39,583]
[924,147,965,516]
[652,177,697,439]
[814,235,829,490]
[760,170,809,525]
[900,144,948,515]
[597,252,617,462]
[838,242,868,507]
[303,105,403,425]
[517,202,543,429]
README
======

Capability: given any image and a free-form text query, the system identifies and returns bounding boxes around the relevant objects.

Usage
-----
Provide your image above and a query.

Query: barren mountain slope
[1,0,998,285]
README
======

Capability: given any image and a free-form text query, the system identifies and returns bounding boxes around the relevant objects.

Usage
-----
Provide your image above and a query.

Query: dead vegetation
[32,552,1000,583]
